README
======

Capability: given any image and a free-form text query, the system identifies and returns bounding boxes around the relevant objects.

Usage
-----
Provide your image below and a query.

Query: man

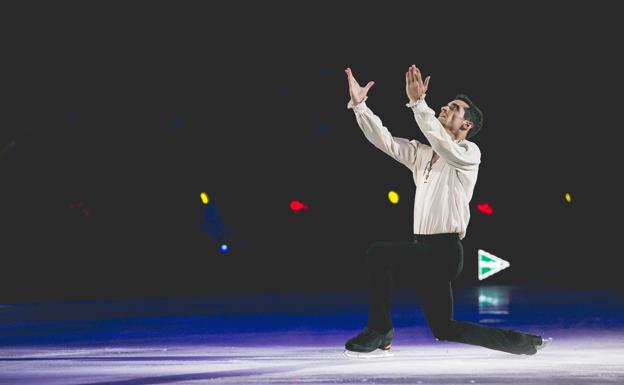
[343,65,551,355]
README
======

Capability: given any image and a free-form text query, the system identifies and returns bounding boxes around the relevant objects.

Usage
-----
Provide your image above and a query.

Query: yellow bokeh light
[200,192,210,205]
[565,193,571,203]
[388,190,399,204]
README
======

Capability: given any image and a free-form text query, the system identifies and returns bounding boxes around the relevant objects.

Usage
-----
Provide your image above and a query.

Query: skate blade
[343,349,394,359]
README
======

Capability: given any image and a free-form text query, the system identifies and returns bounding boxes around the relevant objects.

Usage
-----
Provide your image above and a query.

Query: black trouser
[365,233,540,355]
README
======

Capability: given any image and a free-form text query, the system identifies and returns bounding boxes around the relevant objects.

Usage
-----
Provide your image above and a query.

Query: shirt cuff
[347,97,368,111]
[405,94,427,109]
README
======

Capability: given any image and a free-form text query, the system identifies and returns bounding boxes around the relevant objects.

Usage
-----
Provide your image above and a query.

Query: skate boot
[344,327,394,358]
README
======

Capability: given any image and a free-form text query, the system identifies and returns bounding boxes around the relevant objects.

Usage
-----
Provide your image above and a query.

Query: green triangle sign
[478,249,510,280]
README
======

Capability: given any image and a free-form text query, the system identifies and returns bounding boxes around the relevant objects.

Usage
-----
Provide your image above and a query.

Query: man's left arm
[405,65,480,170]
[410,99,481,171]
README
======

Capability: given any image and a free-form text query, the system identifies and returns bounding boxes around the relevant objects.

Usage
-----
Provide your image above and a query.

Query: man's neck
[445,128,465,142]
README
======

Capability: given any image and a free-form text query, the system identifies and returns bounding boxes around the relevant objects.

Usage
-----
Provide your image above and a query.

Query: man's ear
[462,120,474,131]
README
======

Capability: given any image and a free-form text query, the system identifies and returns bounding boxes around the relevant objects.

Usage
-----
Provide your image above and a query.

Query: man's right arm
[349,100,420,170]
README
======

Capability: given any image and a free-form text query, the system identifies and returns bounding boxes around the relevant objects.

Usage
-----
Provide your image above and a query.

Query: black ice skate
[344,327,394,358]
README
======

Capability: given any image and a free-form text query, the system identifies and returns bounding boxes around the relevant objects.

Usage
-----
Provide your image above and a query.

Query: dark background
[1,2,622,302]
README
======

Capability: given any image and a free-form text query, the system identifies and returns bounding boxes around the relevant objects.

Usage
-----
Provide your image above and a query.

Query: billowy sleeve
[408,98,481,171]
[349,100,420,170]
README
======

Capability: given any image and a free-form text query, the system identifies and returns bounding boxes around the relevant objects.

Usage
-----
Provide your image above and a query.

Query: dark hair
[455,94,483,139]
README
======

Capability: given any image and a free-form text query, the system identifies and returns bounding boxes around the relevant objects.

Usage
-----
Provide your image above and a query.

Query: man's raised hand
[345,67,375,106]
[405,65,430,104]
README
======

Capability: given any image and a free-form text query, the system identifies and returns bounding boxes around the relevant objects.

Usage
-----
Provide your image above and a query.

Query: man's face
[438,99,470,131]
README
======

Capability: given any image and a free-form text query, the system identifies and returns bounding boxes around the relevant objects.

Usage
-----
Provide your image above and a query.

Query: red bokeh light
[476,202,493,215]
[290,200,309,212]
